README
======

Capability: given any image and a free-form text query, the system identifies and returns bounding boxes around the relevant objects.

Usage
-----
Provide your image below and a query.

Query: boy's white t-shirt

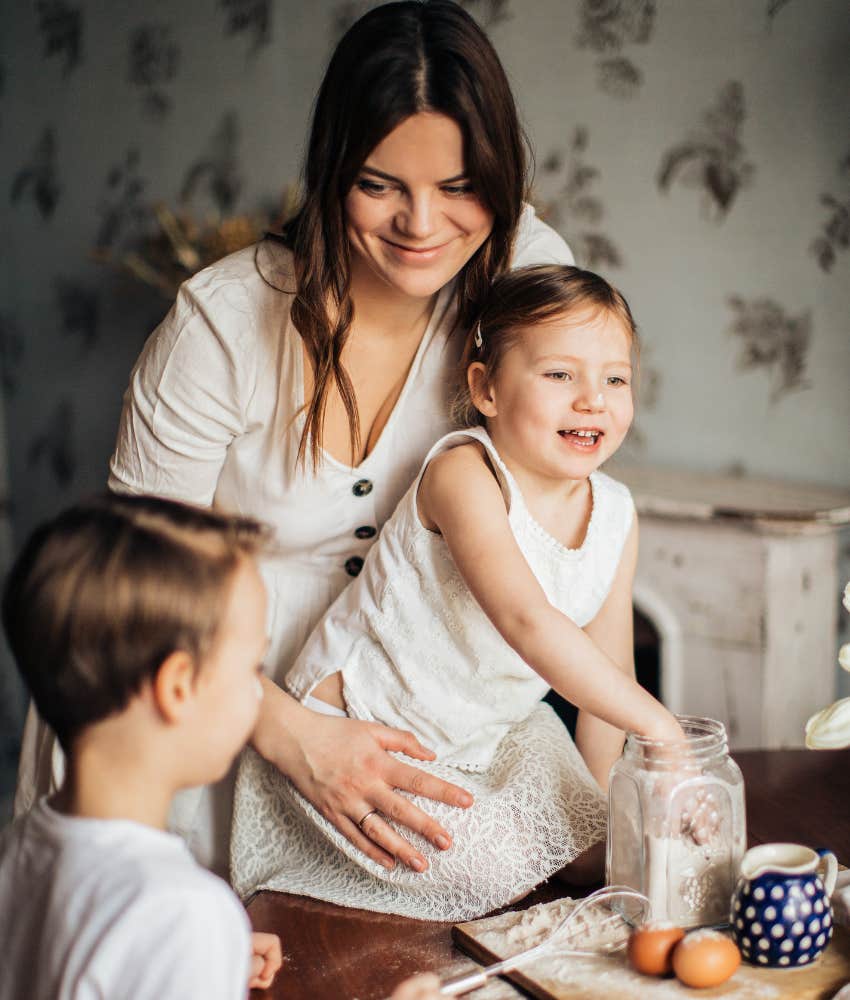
[0,797,252,1000]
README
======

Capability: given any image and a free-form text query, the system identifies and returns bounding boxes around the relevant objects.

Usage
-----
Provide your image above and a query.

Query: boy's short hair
[2,493,269,750]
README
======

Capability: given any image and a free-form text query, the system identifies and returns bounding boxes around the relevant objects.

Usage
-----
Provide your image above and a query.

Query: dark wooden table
[247,748,850,999]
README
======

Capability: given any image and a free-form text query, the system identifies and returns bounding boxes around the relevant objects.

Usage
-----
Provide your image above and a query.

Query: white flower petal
[840,644,850,673]
[844,580,850,614]
[806,698,850,749]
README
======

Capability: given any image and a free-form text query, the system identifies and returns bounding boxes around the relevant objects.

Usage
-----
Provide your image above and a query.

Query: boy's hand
[249,932,282,990]
[389,973,441,999]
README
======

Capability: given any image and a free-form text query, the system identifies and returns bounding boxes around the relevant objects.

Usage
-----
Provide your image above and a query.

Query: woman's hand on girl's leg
[293,714,474,872]
[251,682,473,872]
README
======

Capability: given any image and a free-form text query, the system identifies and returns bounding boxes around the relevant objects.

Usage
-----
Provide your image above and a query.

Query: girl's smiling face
[344,112,494,302]
[469,308,635,487]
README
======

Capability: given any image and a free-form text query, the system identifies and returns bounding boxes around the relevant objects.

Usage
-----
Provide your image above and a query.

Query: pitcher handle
[816,848,838,896]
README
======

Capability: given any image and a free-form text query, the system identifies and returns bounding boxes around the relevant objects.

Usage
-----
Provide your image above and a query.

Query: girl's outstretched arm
[577,517,638,791]
[419,444,683,745]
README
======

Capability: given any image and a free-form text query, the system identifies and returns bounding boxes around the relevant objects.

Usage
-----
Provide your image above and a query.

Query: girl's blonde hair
[452,264,639,427]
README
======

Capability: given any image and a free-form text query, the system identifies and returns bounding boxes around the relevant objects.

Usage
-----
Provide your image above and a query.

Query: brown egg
[672,930,741,989]
[627,923,686,976]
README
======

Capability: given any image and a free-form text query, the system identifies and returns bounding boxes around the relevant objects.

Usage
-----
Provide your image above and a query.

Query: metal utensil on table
[439,885,650,997]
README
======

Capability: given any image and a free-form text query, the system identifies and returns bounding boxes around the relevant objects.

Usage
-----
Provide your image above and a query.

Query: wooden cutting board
[453,897,850,999]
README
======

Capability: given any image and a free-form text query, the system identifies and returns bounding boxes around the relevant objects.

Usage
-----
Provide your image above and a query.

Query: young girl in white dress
[231,264,686,920]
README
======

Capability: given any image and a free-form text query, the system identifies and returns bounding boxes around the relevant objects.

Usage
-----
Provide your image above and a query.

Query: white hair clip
[474,322,483,350]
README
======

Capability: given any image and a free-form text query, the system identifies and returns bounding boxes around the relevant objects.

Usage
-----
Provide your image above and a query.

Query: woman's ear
[468,362,498,418]
[153,651,197,724]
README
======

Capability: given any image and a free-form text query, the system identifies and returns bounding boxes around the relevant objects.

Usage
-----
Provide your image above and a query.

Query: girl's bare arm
[577,517,638,791]
[419,446,683,744]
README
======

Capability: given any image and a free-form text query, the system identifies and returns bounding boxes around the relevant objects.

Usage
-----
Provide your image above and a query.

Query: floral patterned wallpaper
[0,0,848,813]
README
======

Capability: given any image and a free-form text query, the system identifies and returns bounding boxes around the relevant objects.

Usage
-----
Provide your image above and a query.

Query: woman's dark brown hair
[277,0,527,467]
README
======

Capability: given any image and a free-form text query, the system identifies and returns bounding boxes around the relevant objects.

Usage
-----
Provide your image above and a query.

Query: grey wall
[0,399,16,820]
[1,0,848,818]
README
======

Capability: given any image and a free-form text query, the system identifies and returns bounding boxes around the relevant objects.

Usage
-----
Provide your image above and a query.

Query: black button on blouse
[345,556,364,577]
[352,479,373,497]
[354,525,376,539]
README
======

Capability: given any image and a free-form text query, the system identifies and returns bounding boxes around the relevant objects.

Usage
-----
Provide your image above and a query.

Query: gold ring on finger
[357,808,382,831]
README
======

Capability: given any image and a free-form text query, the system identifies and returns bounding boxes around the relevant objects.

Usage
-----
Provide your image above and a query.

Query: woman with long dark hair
[17,0,573,883]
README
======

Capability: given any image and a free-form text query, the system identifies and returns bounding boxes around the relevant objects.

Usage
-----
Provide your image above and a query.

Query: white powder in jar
[610,769,736,927]
[646,830,732,925]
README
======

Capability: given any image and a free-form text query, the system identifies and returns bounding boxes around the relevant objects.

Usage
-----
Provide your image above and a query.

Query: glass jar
[606,715,746,928]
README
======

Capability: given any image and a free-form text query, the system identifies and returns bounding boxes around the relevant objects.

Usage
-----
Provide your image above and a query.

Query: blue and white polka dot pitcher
[731,843,837,968]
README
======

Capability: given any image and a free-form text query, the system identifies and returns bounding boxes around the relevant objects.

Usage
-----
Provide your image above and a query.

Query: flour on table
[477,896,629,959]
[470,898,785,1000]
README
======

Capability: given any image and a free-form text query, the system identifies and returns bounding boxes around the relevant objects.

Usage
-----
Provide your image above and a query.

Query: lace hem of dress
[230,702,607,922]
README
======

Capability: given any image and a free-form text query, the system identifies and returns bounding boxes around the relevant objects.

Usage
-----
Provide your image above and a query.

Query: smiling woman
[345,113,494,303]
[16,0,574,890]
[284,0,530,471]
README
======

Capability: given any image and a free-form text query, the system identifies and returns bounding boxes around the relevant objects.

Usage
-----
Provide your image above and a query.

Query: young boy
[0,494,282,999]
[0,493,443,1000]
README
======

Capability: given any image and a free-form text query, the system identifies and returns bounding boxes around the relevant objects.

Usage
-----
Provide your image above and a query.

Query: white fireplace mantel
[608,463,850,749]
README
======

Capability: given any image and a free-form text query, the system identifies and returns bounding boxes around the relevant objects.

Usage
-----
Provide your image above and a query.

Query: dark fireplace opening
[543,606,661,738]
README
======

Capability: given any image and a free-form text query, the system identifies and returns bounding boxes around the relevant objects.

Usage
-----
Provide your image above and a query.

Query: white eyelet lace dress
[231,427,635,921]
